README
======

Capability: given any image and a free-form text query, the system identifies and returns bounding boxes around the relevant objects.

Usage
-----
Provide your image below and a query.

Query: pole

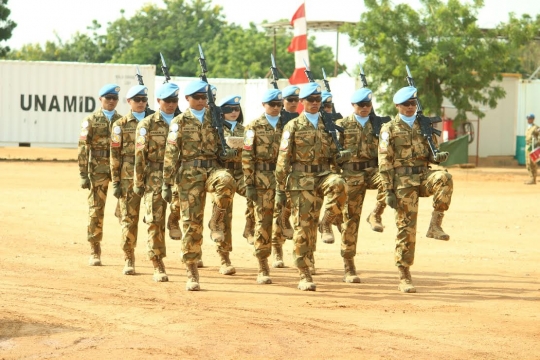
[334,29,340,77]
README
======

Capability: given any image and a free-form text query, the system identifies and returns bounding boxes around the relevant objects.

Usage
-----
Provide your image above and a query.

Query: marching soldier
[379,86,453,293]
[162,80,237,291]
[275,82,351,291]
[133,82,180,282]
[78,83,122,266]
[524,113,539,184]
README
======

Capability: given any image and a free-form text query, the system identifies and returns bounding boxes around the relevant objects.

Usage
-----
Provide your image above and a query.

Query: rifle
[321,67,342,121]
[358,65,390,137]
[405,65,442,158]
[198,44,231,157]
[303,59,344,153]
[159,53,181,116]
[270,54,299,127]
[135,65,155,117]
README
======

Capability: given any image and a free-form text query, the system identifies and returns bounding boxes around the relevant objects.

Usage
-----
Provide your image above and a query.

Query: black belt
[91,149,110,158]
[147,161,164,171]
[292,163,330,173]
[395,166,428,175]
[341,159,378,171]
[181,159,219,168]
[224,162,242,170]
[122,156,135,164]
[255,163,276,171]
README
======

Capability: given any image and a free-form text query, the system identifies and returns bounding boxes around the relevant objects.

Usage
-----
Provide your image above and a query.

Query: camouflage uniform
[525,123,539,184]
[378,115,453,269]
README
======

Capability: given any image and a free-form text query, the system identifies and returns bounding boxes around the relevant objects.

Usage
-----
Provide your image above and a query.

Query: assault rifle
[135,65,155,117]
[270,54,298,127]
[303,59,344,152]
[159,53,181,116]
[321,67,342,121]
[358,65,390,137]
[405,65,441,157]
[198,44,231,156]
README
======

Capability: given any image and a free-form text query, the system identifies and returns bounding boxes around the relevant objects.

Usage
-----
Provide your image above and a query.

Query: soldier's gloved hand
[337,150,352,164]
[112,181,122,199]
[275,190,287,207]
[133,185,145,197]
[80,172,91,190]
[246,185,257,202]
[219,148,237,161]
[161,183,172,203]
[435,151,449,163]
[385,190,397,209]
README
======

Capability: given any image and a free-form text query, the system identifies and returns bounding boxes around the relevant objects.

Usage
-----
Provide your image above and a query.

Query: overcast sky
[5,0,540,71]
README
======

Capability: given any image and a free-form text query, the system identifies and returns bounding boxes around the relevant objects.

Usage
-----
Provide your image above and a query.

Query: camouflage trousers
[289,173,347,268]
[142,169,167,260]
[341,168,385,259]
[118,178,142,252]
[525,148,538,179]
[87,172,110,243]
[177,167,236,265]
[394,169,453,267]
[271,196,291,247]
[253,188,276,259]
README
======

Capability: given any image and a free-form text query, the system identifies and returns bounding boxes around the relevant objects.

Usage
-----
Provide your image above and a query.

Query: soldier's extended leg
[253,187,274,284]
[144,184,168,282]
[525,150,537,184]
[87,172,110,266]
[422,170,453,240]
[395,186,419,293]
[366,170,386,232]
[217,195,235,276]
[271,195,290,268]
[318,174,348,245]
[341,177,366,283]
[119,179,141,275]
[243,200,256,245]
[167,187,183,240]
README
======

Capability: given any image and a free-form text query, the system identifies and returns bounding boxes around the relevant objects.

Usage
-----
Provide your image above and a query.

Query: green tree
[0,0,17,57]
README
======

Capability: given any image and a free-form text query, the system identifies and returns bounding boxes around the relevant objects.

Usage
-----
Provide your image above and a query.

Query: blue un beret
[351,88,373,103]
[126,85,148,99]
[393,86,417,104]
[262,89,282,103]
[299,82,322,99]
[322,91,332,104]
[218,95,241,107]
[156,83,180,99]
[282,85,300,98]
[184,80,208,96]
[527,113,535,119]
[99,83,120,97]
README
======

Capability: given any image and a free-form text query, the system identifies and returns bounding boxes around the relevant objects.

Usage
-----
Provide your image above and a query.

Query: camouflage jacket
[110,111,139,182]
[162,108,225,186]
[525,124,540,149]
[77,108,122,175]
[378,114,439,191]
[275,112,339,192]
[134,112,169,188]
[242,113,285,188]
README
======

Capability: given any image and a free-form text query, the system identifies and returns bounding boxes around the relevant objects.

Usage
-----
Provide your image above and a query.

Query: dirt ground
[0,147,539,360]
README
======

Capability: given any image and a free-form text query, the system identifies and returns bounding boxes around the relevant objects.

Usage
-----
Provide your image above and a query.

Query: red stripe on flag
[287,35,307,53]
[290,3,305,24]
[289,67,308,85]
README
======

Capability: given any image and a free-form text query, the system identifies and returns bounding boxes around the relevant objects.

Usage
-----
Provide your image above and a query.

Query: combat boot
[208,203,226,242]
[343,257,361,283]
[524,177,536,185]
[151,255,168,282]
[88,242,101,266]
[218,251,236,275]
[167,211,183,240]
[276,206,293,239]
[297,266,316,291]
[257,257,272,284]
[366,202,385,232]
[272,245,285,268]
[123,249,135,275]
[308,253,317,275]
[318,210,337,244]
[397,265,416,293]
[186,262,200,291]
[426,210,450,241]
[243,216,255,245]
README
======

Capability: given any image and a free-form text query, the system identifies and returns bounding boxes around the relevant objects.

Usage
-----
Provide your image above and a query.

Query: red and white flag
[287,2,309,85]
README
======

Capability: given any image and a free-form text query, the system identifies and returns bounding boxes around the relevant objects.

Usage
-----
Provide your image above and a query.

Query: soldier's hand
[337,150,352,164]
[435,151,449,163]
[112,181,122,199]
[161,183,172,203]
[246,185,257,202]
[385,190,397,209]
[219,148,237,161]
[80,172,91,190]
[275,190,287,207]
[133,185,145,197]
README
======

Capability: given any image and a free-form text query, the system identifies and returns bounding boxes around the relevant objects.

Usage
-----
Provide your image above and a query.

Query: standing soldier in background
[78,84,122,266]
[110,84,149,275]
[275,83,350,291]
[162,80,237,291]
[524,113,539,185]
[243,89,285,283]
[133,83,180,282]
[379,86,452,293]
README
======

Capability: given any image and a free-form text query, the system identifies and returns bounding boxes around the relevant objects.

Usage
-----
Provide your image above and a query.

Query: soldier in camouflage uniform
[78,84,122,266]
[275,83,351,291]
[162,80,237,291]
[110,85,149,275]
[243,89,287,284]
[524,113,539,184]
[133,83,180,282]
[378,86,452,293]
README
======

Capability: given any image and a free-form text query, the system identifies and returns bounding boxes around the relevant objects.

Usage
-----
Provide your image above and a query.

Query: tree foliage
[0,0,17,57]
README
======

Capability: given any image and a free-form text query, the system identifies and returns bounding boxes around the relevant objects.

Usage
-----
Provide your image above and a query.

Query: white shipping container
[0,60,156,148]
